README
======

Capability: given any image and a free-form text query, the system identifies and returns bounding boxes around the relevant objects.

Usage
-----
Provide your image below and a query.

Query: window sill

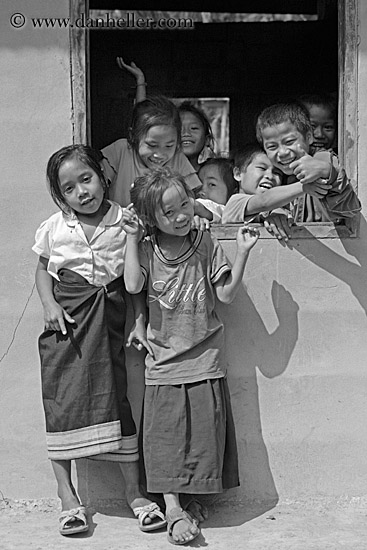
[211,221,357,240]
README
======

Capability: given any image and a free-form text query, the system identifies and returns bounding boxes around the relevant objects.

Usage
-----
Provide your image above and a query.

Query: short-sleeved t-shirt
[222,193,266,224]
[32,201,126,286]
[101,138,202,207]
[139,230,231,385]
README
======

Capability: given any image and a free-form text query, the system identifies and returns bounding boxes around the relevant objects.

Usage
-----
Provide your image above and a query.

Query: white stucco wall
[1,0,366,507]
[0,0,71,498]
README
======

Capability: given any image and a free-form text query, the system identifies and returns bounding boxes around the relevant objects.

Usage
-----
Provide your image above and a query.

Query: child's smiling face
[307,104,336,151]
[261,121,313,175]
[155,184,194,237]
[138,125,178,169]
[180,111,207,159]
[234,152,282,195]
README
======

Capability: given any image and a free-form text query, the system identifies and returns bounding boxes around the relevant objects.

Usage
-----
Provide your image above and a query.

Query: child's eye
[265,144,276,151]
[164,209,173,217]
[63,186,73,195]
[285,139,296,146]
[209,182,217,187]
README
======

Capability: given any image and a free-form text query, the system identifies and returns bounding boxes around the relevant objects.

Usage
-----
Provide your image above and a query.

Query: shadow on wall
[289,215,367,317]
[217,280,299,510]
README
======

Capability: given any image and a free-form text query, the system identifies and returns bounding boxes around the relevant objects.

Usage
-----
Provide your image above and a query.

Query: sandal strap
[133,502,159,517]
[59,506,87,528]
[133,502,166,523]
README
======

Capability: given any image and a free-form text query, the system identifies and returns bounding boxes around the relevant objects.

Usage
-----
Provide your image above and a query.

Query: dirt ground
[1,497,367,550]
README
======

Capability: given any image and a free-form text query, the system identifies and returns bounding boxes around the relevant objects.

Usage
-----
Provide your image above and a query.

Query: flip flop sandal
[59,505,89,536]
[166,506,200,546]
[133,502,167,532]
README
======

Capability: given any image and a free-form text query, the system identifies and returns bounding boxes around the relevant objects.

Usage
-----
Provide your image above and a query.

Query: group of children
[118,57,360,234]
[32,58,361,545]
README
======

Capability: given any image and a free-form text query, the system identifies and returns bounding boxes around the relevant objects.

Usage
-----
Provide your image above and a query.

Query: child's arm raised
[116,57,147,103]
[122,205,145,294]
[214,225,259,304]
[35,256,75,335]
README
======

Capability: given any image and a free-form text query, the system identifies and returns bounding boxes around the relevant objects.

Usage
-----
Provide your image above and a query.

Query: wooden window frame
[69,0,359,239]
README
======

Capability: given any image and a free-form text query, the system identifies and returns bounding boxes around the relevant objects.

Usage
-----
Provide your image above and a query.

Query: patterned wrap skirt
[38,268,138,462]
[142,377,239,494]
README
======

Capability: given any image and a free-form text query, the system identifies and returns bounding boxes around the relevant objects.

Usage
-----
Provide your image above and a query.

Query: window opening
[71,0,358,237]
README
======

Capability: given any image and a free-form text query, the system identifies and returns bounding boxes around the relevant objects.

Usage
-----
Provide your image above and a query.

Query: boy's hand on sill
[263,213,293,242]
[191,215,210,232]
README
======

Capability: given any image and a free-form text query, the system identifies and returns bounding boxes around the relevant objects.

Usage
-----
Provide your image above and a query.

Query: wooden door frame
[69,0,90,144]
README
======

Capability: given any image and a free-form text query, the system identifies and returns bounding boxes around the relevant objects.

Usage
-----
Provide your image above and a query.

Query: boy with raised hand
[256,102,361,223]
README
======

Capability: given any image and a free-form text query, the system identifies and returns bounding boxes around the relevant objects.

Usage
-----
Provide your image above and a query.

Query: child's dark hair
[131,167,193,234]
[46,144,106,211]
[256,102,312,144]
[298,93,337,122]
[232,142,265,173]
[198,157,238,199]
[179,101,215,152]
[128,95,181,151]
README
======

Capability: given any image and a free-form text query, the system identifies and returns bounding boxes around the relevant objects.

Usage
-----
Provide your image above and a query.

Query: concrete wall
[1,0,367,508]
[0,0,72,498]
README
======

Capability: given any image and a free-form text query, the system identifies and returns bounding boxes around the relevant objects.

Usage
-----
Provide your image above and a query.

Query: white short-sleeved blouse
[32,201,127,287]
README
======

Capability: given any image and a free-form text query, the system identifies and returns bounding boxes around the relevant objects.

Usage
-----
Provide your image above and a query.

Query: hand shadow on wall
[287,215,367,316]
[209,279,299,527]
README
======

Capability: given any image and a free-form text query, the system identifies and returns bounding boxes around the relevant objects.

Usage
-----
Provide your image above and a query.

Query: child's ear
[233,167,242,182]
[306,130,314,147]
[99,165,109,190]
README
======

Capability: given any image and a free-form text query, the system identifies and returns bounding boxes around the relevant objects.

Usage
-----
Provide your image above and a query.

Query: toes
[172,519,199,543]
[142,515,153,525]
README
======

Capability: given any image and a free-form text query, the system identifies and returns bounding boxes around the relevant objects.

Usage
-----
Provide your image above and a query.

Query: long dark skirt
[38,269,137,462]
[142,377,239,494]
